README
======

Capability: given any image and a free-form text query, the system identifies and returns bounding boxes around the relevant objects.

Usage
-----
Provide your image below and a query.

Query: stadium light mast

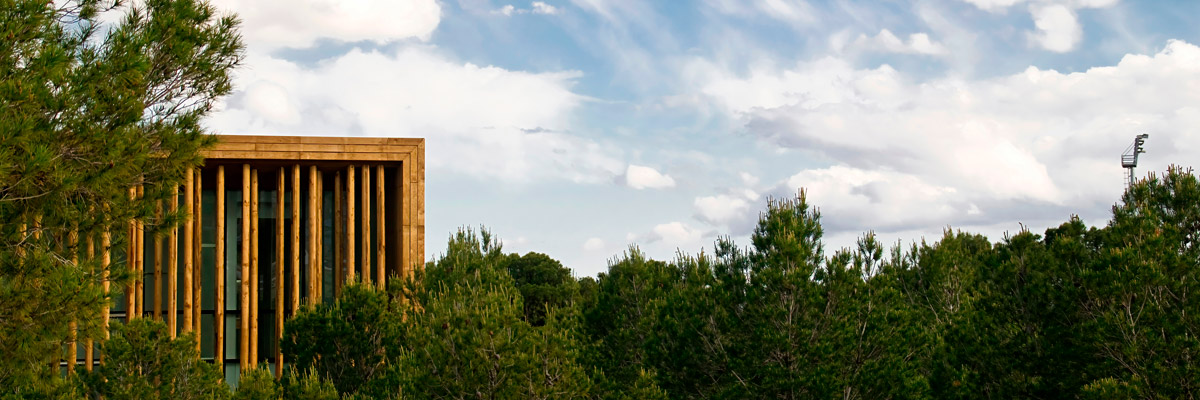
[1121,133,1149,188]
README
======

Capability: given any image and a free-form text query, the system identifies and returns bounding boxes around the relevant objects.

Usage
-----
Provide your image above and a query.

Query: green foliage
[233,367,279,400]
[283,283,398,396]
[503,251,578,326]
[281,369,342,400]
[0,0,242,393]
[77,318,230,399]
[388,228,592,399]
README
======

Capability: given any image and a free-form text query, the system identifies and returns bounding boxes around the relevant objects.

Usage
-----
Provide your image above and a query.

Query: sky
[201,0,1200,277]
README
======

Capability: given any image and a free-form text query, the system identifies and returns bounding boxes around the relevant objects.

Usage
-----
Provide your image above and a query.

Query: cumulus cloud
[851,29,949,56]
[209,0,442,50]
[207,47,624,183]
[958,0,1119,53]
[624,165,676,189]
[1028,4,1081,52]
[635,222,707,247]
[690,40,1200,235]
[694,191,758,232]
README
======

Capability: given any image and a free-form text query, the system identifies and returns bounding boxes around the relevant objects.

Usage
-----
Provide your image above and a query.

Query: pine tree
[0,0,241,393]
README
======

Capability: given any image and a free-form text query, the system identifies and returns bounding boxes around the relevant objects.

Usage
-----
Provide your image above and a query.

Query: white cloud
[209,0,441,50]
[1028,4,1081,52]
[208,47,624,183]
[532,2,561,14]
[694,192,757,227]
[851,29,949,56]
[706,0,816,26]
[640,222,706,247]
[496,2,562,16]
[960,0,1028,12]
[624,165,676,189]
[958,0,1119,53]
[691,40,1200,235]
[583,237,606,251]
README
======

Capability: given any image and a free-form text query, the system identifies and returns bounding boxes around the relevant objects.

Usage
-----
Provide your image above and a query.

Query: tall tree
[0,0,242,393]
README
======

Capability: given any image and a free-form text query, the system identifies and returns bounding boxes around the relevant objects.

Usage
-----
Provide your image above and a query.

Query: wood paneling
[183,171,193,336]
[215,166,225,373]
[249,169,260,368]
[346,166,356,284]
[275,167,285,378]
[239,164,250,371]
[376,165,385,288]
[291,165,300,313]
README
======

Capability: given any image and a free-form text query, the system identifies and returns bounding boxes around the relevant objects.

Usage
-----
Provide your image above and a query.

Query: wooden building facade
[67,135,425,383]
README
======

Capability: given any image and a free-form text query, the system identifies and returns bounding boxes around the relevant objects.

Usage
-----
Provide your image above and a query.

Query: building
[69,135,425,382]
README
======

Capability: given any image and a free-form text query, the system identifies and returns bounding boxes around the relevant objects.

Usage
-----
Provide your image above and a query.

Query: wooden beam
[240,164,250,371]
[215,166,225,373]
[416,143,425,273]
[346,165,356,284]
[127,188,136,322]
[376,165,385,289]
[361,165,371,287]
[334,172,342,297]
[183,170,194,337]
[400,159,411,279]
[168,190,178,338]
[193,169,202,339]
[154,201,163,321]
[316,169,324,301]
[250,169,259,368]
[312,164,321,305]
[275,168,285,379]
[135,186,145,319]
[291,165,300,313]
[85,234,94,371]
[101,222,111,351]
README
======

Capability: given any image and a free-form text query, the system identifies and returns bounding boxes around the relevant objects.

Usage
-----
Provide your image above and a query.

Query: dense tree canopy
[0,0,241,394]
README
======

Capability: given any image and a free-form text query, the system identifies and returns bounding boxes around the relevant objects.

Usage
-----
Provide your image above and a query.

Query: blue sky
[204,0,1200,277]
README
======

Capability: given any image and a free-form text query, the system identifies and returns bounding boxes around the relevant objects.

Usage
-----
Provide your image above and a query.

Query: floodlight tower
[1121,133,1149,187]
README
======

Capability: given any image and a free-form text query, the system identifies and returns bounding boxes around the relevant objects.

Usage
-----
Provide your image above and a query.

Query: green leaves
[1,0,241,392]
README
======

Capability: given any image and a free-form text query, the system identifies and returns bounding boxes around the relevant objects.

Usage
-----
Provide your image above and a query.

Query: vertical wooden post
[346,166,356,284]
[85,234,94,371]
[308,165,318,306]
[290,165,300,313]
[400,159,410,279]
[250,170,259,368]
[215,166,225,373]
[316,170,324,301]
[240,164,250,371]
[275,168,285,378]
[193,169,202,339]
[361,166,371,286]
[127,189,136,322]
[101,223,111,346]
[334,172,342,297]
[376,165,385,289]
[183,171,194,336]
[168,190,178,338]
